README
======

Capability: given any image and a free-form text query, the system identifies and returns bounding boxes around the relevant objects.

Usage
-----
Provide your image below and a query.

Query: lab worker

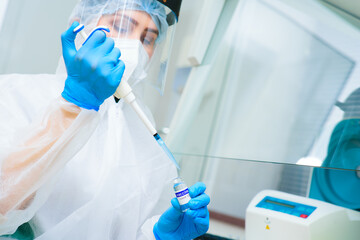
[0,0,210,239]
[310,88,360,210]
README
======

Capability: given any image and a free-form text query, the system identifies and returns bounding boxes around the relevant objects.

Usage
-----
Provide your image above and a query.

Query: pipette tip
[154,134,180,170]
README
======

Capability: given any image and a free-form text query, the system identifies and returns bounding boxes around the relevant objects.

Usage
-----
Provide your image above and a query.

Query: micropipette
[73,24,180,169]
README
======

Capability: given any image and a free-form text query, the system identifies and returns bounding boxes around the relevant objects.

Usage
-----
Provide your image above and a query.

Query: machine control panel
[246,190,360,240]
[256,196,317,218]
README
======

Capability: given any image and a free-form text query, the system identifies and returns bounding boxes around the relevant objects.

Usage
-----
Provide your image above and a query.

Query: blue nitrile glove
[61,21,125,111]
[153,182,210,240]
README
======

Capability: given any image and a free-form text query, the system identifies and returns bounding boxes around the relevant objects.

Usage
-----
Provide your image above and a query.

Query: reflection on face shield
[98,10,159,58]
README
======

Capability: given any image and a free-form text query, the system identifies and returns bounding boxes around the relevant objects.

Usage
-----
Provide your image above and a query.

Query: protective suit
[0,0,180,238]
[0,73,177,239]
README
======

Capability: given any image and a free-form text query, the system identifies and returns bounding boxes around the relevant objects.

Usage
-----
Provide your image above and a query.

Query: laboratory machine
[246,190,360,240]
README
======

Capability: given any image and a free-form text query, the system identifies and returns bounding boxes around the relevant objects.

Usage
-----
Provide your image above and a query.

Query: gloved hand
[61,21,125,111]
[153,182,210,240]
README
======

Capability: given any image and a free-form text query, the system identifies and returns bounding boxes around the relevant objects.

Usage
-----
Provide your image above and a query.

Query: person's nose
[125,29,142,42]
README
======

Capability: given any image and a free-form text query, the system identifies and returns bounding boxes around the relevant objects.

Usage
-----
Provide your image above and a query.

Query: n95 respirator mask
[113,39,149,90]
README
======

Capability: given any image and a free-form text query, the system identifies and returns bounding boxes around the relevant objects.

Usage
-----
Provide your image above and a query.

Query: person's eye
[113,18,134,34]
[114,24,128,34]
[143,37,155,46]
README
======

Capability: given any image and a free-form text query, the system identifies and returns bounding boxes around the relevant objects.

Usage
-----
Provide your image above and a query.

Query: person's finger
[156,206,183,233]
[82,30,107,49]
[189,182,206,198]
[193,216,210,233]
[106,47,121,65]
[171,197,182,212]
[186,207,208,219]
[189,193,210,210]
[97,37,115,54]
[109,60,125,88]
[61,21,80,64]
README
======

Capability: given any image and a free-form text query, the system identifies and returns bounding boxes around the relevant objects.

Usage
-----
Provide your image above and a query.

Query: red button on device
[300,214,308,218]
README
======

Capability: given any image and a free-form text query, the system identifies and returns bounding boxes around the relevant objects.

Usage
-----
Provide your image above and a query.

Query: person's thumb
[61,21,80,64]
[156,206,183,233]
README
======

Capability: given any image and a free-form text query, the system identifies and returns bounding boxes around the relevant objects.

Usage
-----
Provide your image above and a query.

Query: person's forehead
[109,10,158,29]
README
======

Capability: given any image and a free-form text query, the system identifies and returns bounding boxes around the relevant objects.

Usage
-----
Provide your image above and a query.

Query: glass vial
[173,177,191,212]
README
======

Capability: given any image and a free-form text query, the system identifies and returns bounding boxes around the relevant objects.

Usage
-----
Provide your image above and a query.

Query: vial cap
[173,177,182,184]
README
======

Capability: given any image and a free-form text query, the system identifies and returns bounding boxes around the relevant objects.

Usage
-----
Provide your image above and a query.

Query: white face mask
[113,38,149,87]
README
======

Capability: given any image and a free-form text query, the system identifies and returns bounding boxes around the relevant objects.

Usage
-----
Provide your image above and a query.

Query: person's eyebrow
[117,14,139,26]
[145,28,159,36]
[116,13,159,36]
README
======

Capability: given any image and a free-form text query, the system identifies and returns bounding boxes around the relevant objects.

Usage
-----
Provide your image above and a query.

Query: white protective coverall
[0,70,177,239]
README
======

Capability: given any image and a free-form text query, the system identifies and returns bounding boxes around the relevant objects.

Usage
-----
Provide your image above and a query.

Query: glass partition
[167,0,360,172]
[177,154,360,240]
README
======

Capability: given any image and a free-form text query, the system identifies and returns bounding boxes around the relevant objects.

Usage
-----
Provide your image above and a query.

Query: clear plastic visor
[70,0,177,94]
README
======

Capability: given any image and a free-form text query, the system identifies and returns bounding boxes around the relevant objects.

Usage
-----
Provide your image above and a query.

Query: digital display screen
[265,199,295,209]
[256,196,317,218]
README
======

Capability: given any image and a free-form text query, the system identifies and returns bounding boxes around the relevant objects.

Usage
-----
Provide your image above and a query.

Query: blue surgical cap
[336,88,360,119]
[70,0,168,43]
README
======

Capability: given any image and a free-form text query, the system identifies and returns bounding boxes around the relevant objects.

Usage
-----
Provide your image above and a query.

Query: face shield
[336,88,360,120]
[70,0,180,94]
